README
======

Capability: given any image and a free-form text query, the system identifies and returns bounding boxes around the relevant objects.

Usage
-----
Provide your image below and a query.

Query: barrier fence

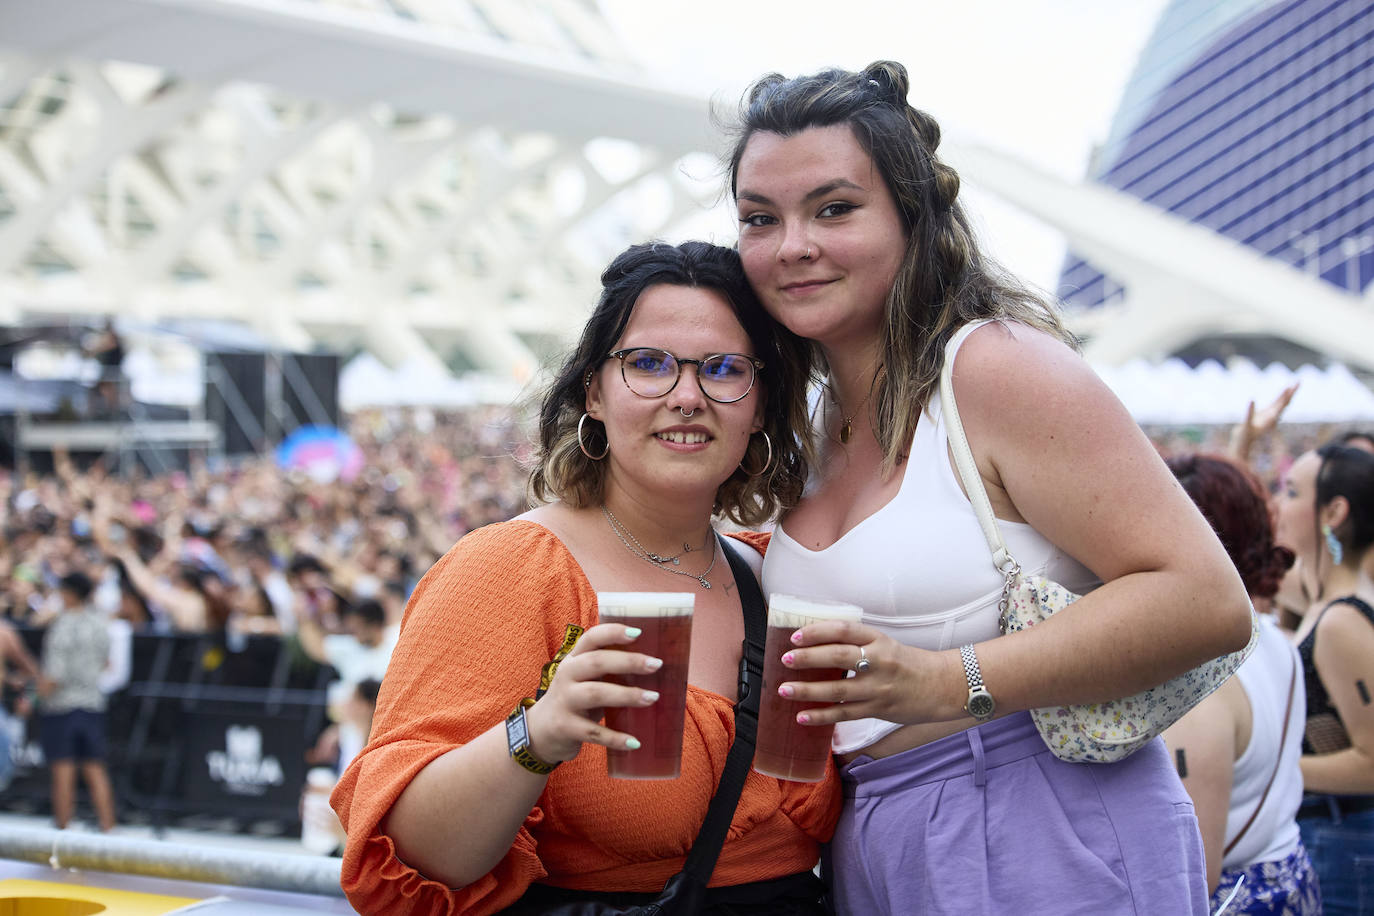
[0,824,345,897]
[6,626,333,832]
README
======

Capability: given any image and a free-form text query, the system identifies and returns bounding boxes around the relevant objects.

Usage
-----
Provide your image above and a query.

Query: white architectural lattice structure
[0,0,1366,387]
[0,0,719,382]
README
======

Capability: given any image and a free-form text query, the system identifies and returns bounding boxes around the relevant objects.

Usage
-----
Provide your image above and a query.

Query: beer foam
[598,592,695,618]
[766,593,864,628]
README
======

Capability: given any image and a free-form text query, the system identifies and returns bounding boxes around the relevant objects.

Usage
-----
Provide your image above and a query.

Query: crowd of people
[0,405,530,836]
[0,406,527,638]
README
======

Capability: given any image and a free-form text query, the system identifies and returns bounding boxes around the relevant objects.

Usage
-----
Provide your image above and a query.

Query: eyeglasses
[607,347,764,404]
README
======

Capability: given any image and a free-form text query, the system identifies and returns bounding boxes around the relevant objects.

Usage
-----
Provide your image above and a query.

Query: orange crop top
[331,521,840,915]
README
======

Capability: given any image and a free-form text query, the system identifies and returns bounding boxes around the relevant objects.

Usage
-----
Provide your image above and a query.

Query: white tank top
[1223,615,1304,869]
[763,322,1098,753]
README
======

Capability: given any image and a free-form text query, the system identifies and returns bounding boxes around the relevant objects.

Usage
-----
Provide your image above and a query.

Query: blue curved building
[1059,0,1374,317]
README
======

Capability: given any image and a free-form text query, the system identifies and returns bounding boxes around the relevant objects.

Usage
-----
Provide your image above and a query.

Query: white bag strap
[938,321,1021,577]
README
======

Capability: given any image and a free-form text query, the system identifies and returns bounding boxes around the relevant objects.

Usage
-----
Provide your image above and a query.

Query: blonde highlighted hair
[727,60,1076,474]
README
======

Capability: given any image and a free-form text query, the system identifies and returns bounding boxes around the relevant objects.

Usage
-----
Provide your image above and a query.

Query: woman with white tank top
[727,61,1254,914]
[1163,454,1320,913]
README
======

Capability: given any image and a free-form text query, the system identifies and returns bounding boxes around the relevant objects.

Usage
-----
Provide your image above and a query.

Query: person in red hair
[1164,454,1319,912]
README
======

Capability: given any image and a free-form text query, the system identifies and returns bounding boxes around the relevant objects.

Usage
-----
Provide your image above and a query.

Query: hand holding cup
[521,620,669,767]
[778,615,960,730]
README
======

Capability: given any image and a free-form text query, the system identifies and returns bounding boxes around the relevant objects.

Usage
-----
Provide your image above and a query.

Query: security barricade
[4,627,333,832]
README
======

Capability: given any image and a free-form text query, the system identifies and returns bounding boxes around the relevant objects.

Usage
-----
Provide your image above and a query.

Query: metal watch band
[960,643,996,721]
[960,644,985,690]
[507,700,558,776]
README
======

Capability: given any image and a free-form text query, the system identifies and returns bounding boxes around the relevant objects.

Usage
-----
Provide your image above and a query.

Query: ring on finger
[854,645,872,674]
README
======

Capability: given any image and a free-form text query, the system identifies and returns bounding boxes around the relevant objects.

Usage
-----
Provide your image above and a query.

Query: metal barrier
[0,825,344,897]
[7,628,333,830]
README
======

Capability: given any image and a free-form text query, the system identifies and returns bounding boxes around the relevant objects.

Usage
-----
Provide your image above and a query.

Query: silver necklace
[600,507,709,565]
[601,504,716,590]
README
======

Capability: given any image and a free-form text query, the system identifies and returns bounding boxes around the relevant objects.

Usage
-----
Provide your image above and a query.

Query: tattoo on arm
[1358,680,1371,705]
[1174,748,1188,779]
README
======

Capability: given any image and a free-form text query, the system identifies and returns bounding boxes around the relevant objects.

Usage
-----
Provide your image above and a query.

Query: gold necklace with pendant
[834,374,877,444]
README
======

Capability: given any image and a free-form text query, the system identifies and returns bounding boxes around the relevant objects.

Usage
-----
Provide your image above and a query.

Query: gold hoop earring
[739,430,773,478]
[578,412,609,460]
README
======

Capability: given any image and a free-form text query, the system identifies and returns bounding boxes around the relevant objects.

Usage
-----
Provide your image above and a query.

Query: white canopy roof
[1092,358,1374,425]
[338,352,524,410]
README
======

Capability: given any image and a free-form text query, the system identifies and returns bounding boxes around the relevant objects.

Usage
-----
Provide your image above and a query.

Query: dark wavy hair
[1316,443,1374,560]
[725,60,1075,474]
[1167,453,1293,599]
[527,240,811,526]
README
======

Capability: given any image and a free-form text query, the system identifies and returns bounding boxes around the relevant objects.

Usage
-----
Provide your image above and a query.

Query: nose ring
[679,406,696,418]
[802,247,813,260]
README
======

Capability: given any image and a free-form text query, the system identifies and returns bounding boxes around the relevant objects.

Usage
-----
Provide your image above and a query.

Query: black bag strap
[502,536,770,915]
[676,534,767,887]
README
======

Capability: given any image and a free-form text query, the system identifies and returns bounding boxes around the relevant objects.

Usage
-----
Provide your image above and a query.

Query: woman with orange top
[330,241,836,915]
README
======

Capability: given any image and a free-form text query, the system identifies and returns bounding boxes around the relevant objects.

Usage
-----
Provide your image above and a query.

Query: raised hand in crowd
[1229,382,1299,465]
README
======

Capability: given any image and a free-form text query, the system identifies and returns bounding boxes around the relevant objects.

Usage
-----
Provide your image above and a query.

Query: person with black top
[82,318,124,418]
[1274,444,1374,913]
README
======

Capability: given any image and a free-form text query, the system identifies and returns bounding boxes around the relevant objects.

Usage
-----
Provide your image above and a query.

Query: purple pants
[826,712,1208,915]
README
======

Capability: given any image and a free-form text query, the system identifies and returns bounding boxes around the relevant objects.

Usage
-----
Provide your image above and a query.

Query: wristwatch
[960,644,996,722]
[506,699,559,776]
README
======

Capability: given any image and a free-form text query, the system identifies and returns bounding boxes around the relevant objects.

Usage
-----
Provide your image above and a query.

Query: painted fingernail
[624,626,642,639]
[791,630,804,644]
[645,657,664,671]
[778,685,794,698]
[796,713,810,725]
[641,690,660,703]
[781,652,795,665]
[625,737,641,750]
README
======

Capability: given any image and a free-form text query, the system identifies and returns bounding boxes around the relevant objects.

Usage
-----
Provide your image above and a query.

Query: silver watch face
[507,710,530,750]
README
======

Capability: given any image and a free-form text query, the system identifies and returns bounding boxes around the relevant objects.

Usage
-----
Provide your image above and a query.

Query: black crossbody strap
[677,534,767,885]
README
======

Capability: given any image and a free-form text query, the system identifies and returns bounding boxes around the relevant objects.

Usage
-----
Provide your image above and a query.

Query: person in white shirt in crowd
[298,598,396,698]
[1164,454,1320,913]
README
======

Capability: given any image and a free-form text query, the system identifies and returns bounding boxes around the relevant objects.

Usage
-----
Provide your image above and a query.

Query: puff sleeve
[331,522,598,915]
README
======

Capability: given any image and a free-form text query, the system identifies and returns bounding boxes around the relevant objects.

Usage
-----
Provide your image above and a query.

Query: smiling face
[734,124,909,356]
[585,283,764,506]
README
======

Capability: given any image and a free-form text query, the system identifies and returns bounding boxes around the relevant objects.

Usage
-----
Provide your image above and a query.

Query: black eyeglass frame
[605,347,765,404]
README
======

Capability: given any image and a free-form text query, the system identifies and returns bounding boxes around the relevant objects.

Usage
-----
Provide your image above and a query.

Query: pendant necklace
[601,504,716,589]
[833,372,878,444]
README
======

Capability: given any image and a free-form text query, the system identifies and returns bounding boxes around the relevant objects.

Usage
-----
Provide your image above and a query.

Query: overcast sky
[598,0,1172,294]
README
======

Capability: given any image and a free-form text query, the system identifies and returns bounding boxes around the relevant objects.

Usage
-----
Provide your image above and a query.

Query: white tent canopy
[1092,359,1374,425]
[339,353,524,411]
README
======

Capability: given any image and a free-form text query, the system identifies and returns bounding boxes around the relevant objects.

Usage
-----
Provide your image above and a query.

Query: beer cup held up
[598,592,694,779]
[754,594,864,782]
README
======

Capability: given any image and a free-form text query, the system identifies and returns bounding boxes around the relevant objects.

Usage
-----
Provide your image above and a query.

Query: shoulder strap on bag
[674,535,767,888]
[938,321,1019,576]
[1223,651,1298,856]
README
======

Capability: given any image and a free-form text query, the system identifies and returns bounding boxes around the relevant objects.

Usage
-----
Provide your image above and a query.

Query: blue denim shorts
[1298,798,1374,916]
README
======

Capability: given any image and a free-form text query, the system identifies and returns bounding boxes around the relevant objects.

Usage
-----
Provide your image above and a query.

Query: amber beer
[598,592,695,779]
[754,594,865,782]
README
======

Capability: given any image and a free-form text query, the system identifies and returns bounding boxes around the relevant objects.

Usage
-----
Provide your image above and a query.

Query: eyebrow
[736,178,867,207]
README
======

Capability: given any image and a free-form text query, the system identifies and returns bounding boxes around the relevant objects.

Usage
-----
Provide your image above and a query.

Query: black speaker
[280,353,340,432]
[205,351,341,456]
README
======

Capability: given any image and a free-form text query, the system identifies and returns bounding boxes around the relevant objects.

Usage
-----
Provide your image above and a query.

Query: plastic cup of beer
[598,592,695,779]
[754,594,865,782]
